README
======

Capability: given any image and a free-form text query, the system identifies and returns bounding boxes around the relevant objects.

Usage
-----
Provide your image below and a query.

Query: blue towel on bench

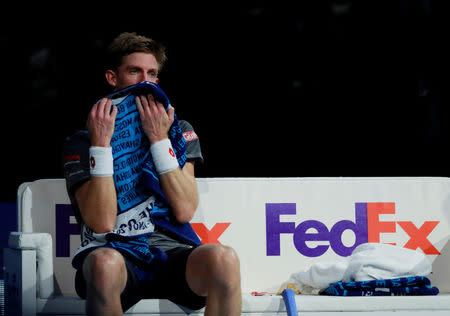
[321,276,439,296]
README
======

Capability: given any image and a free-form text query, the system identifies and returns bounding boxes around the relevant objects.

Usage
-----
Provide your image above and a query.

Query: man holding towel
[62,32,241,316]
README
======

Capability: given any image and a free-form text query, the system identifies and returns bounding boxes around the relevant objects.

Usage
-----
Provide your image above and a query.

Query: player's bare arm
[136,94,199,223]
[76,98,119,233]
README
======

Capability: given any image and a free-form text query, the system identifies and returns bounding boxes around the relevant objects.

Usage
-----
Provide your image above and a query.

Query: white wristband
[150,139,179,174]
[89,146,114,176]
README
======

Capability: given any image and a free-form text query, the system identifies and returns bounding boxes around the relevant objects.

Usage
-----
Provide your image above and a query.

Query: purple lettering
[293,220,329,257]
[329,203,368,256]
[266,203,296,255]
[266,202,369,257]
[55,204,81,257]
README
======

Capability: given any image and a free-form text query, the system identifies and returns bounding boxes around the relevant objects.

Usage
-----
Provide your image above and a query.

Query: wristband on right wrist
[89,146,114,176]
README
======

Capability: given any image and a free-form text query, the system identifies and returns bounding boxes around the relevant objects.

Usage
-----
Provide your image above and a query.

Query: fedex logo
[266,202,440,257]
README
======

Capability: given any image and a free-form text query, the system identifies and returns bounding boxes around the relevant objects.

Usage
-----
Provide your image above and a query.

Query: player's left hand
[135,93,175,143]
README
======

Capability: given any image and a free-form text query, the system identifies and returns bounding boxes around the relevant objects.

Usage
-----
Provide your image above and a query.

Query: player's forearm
[135,95,199,222]
[76,176,118,233]
[77,98,118,233]
[159,165,199,224]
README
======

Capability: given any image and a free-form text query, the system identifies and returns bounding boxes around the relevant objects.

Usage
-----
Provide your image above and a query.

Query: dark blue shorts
[75,246,206,312]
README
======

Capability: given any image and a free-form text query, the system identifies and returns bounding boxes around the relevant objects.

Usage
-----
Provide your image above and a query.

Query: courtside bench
[4,177,450,315]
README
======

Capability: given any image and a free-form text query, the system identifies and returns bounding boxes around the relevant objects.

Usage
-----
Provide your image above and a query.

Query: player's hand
[87,98,117,147]
[135,93,175,144]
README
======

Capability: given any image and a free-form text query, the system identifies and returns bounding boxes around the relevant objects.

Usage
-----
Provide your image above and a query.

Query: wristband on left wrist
[150,139,179,174]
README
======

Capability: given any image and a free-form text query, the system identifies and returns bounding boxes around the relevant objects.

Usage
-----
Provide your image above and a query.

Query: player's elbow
[87,221,116,234]
[173,203,197,224]
[83,212,117,234]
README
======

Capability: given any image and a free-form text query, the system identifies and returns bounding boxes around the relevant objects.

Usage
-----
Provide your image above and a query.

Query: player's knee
[208,245,240,289]
[83,248,126,289]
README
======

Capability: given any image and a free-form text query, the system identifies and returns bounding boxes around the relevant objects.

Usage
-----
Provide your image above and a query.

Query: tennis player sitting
[62,32,241,316]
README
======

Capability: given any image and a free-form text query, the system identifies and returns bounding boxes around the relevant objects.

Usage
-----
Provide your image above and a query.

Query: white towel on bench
[343,242,432,282]
[281,243,431,294]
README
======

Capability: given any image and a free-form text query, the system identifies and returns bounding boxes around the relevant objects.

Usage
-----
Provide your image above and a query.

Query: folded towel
[321,276,439,296]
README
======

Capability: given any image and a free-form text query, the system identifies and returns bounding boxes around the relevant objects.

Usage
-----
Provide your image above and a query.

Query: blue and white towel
[321,276,439,296]
[108,81,187,214]
[72,82,200,271]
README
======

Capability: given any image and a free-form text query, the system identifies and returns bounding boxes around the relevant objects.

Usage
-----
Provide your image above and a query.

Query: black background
[1,2,448,201]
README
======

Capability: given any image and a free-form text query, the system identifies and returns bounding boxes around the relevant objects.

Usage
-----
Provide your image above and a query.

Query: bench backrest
[17,177,450,296]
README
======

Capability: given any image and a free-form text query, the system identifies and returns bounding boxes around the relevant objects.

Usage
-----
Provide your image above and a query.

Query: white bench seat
[5,177,450,315]
[35,294,450,315]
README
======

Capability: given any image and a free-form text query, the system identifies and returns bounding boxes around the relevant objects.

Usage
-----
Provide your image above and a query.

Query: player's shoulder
[178,119,193,132]
[178,120,200,142]
[63,130,90,152]
[65,130,89,142]
[65,130,89,141]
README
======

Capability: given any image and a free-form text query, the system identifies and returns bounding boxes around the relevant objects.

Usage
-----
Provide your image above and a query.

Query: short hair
[106,32,167,71]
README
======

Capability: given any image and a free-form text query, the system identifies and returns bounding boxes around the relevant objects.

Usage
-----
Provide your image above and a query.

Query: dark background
[0,1,448,202]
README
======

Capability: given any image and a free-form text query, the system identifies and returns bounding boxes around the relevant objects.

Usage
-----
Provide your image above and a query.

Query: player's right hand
[87,98,117,147]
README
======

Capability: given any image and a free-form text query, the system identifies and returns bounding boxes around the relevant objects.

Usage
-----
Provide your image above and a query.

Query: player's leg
[80,248,128,316]
[186,244,241,316]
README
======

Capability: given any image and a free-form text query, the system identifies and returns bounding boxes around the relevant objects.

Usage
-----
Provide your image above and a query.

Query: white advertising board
[18,177,450,296]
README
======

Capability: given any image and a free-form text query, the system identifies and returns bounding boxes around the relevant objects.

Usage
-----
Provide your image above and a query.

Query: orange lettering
[397,221,440,255]
[367,202,396,244]
[190,223,231,244]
